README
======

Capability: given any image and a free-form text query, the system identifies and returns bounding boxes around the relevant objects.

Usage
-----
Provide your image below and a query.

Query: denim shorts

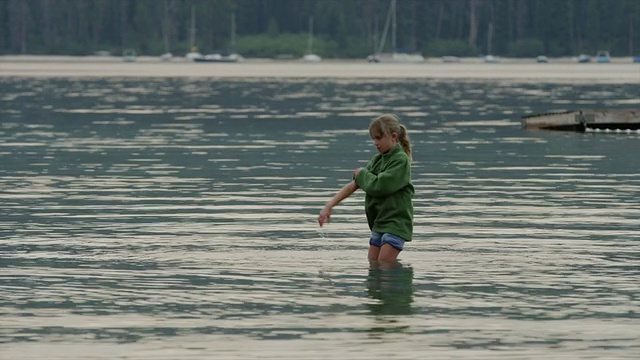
[369,232,405,251]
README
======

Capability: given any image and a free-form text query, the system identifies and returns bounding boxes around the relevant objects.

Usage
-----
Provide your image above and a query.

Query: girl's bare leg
[368,245,381,261]
[369,244,400,262]
[378,244,401,262]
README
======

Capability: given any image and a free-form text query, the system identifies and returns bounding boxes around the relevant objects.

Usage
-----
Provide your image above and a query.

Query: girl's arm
[318,180,358,226]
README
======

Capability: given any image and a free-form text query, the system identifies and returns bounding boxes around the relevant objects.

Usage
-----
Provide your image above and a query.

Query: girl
[318,114,414,262]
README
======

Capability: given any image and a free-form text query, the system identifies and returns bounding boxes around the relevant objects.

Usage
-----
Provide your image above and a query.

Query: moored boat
[578,54,591,63]
[596,50,611,63]
[536,55,548,63]
[367,52,425,63]
[192,51,243,63]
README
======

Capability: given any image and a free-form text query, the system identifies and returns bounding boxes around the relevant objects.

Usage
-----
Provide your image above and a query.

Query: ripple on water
[1,78,639,359]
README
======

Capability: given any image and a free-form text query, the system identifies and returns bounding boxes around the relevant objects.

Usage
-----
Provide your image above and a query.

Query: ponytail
[398,124,412,161]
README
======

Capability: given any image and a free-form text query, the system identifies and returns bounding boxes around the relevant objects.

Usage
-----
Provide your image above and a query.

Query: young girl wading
[318,114,414,262]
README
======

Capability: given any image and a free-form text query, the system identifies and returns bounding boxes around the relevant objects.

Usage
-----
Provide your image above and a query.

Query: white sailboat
[302,16,321,62]
[160,0,173,61]
[190,11,243,63]
[185,6,203,61]
[483,22,500,63]
[367,0,424,63]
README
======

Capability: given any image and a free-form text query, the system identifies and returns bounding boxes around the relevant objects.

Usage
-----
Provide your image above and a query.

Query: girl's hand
[318,206,332,227]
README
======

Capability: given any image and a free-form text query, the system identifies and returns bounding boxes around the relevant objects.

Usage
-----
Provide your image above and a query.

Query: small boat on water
[193,50,243,63]
[367,52,425,63]
[160,52,173,61]
[522,109,640,132]
[536,55,549,63]
[578,54,591,63]
[186,49,203,61]
[596,50,611,63]
[122,49,137,62]
[303,54,322,62]
[484,55,500,63]
[442,56,461,63]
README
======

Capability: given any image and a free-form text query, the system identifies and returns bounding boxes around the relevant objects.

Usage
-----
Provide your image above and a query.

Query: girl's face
[371,131,398,154]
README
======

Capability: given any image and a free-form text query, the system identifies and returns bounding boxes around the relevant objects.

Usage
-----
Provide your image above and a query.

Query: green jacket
[355,144,414,241]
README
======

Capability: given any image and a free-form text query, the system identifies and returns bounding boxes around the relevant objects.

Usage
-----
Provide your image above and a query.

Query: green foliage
[237,33,338,58]
[425,40,476,57]
[237,33,301,58]
[1,0,639,57]
[546,40,573,57]
[508,39,545,57]
[334,37,370,59]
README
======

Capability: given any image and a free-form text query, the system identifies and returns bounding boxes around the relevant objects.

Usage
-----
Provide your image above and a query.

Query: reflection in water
[367,261,414,316]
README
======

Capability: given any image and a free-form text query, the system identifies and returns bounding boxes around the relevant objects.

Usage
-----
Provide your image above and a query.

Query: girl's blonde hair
[369,114,412,160]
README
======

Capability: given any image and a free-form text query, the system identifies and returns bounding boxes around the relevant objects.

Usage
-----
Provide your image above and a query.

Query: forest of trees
[1,0,639,58]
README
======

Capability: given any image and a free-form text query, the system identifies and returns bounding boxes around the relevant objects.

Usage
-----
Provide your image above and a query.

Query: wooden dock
[522,109,640,132]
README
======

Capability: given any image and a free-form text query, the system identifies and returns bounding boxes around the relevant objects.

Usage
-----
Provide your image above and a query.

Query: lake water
[1,77,639,359]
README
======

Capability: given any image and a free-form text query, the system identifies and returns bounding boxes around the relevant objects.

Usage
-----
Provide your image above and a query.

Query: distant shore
[1,55,638,82]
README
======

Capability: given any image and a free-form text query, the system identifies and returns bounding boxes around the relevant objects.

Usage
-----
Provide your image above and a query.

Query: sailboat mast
[377,0,394,54]
[162,0,170,53]
[231,12,236,51]
[189,5,196,50]
[487,22,494,55]
[307,16,314,55]
[391,0,397,52]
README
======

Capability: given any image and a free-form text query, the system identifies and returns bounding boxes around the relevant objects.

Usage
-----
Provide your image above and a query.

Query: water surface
[1,78,639,359]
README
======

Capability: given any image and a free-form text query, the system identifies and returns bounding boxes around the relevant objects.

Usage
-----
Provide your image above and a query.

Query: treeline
[1,0,638,58]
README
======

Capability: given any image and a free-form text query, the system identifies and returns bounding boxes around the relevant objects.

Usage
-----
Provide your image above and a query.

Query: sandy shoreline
[1,55,638,82]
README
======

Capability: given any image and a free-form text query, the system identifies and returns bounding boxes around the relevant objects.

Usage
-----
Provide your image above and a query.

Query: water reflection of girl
[367,261,414,316]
